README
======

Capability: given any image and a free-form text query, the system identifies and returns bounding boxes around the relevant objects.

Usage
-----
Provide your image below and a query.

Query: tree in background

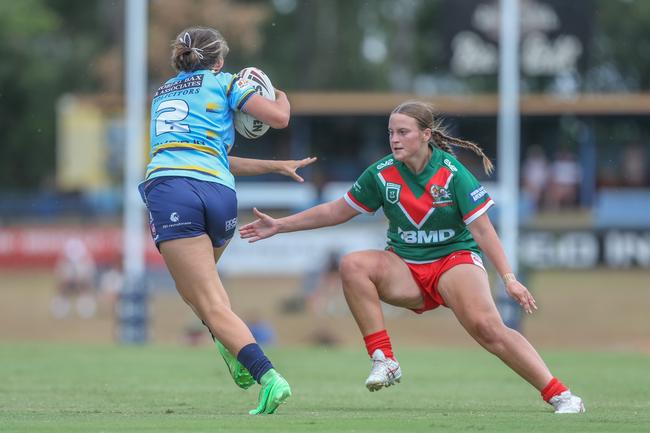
[147,0,273,88]
[586,0,650,91]
[0,0,114,189]
[2,0,650,190]
[0,0,278,191]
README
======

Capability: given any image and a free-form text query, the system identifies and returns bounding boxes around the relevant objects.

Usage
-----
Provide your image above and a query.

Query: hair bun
[171,27,229,72]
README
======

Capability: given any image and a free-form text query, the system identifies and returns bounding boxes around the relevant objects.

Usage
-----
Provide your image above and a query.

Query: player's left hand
[277,157,317,182]
[239,208,279,242]
[505,280,538,314]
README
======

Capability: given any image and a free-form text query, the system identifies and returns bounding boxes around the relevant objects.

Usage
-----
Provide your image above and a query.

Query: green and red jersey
[344,148,494,263]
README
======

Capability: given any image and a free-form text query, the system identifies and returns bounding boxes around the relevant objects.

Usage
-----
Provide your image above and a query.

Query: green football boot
[248,369,292,415]
[214,339,255,390]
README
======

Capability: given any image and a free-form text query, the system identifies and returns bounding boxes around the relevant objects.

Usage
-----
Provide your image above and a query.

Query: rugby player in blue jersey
[140,27,313,415]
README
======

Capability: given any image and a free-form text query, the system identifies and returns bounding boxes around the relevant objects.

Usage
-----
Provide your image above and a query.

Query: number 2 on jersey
[155,99,190,135]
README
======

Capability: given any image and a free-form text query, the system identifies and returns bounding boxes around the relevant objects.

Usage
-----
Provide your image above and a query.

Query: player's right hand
[505,280,538,315]
[278,156,317,183]
[239,208,279,243]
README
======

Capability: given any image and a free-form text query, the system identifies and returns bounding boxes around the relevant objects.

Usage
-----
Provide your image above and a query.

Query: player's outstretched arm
[229,156,317,182]
[239,198,359,243]
[467,213,538,314]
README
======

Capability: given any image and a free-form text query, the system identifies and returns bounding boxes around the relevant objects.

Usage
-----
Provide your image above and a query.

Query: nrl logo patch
[386,182,401,204]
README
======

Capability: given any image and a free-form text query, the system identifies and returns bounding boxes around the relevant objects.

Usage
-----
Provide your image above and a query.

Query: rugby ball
[234,67,275,139]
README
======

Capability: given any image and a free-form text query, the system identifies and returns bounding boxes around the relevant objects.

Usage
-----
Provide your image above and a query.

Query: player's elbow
[268,111,290,129]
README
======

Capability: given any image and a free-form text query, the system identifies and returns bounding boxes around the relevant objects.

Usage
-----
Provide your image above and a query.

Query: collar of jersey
[393,148,442,199]
[176,69,208,79]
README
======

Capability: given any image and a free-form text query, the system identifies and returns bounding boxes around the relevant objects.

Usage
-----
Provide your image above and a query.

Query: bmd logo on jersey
[170,212,180,222]
[386,182,401,204]
[398,227,456,244]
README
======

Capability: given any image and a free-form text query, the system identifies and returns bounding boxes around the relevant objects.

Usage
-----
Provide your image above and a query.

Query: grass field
[2,342,649,433]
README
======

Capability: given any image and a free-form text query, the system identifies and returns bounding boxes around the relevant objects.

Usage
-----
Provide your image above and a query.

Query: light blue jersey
[144,69,256,190]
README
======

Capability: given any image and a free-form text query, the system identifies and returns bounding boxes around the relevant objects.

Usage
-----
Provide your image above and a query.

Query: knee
[470,317,507,351]
[339,253,370,281]
[180,289,231,319]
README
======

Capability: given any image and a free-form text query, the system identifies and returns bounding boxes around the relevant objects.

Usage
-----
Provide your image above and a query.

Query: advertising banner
[1,226,648,272]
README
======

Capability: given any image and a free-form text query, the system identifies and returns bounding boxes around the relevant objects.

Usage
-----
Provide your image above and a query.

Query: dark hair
[171,27,229,72]
[392,101,494,175]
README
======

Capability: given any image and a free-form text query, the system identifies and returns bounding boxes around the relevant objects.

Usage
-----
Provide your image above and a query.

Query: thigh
[344,250,425,310]
[213,241,229,263]
[437,264,501,325]
[160,234,230,309]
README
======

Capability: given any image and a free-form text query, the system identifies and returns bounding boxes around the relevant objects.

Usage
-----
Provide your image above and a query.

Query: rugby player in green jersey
[240,101,585,414]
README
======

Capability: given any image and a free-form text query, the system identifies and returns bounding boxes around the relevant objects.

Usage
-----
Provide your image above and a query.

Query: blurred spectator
[621,143,648,187]
[183,318,207,346]
[311,165,329,205]
[182,312,276,347]
[597,165,620,188]
[305,250,345,346]
[50,238,97,319]
[521,145,549,210]
[281,250,342,315]
[246,311,276,346]
[279,250,345,346]
[306,250,346,317]
[545,149,582,210]
[97,257,123,314]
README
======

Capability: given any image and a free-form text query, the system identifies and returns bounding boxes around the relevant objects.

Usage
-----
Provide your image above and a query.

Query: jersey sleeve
[225,72,256,112]
[344,167,382,214]
[453,162,495,225]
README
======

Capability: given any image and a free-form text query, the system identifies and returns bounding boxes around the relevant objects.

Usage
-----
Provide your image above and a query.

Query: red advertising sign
[0,226,163,268]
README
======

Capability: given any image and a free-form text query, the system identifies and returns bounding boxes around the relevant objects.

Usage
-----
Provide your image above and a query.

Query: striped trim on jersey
[463,198,495,224]
[344,191,376,214]
[145,165,221,179]
[237,89,256,110]
[152,142,220,157]
[226,75,256,111]
[225,75,237,98]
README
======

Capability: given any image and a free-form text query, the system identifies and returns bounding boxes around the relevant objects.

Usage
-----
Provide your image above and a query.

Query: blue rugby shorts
[139,176,238,249]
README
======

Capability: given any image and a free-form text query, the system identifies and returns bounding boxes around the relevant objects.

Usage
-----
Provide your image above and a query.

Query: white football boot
[365,349,402,392]
[549,390,586,414]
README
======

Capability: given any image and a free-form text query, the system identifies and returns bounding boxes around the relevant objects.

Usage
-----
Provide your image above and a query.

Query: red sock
[541,377,568,402]
[363,329,395,360]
